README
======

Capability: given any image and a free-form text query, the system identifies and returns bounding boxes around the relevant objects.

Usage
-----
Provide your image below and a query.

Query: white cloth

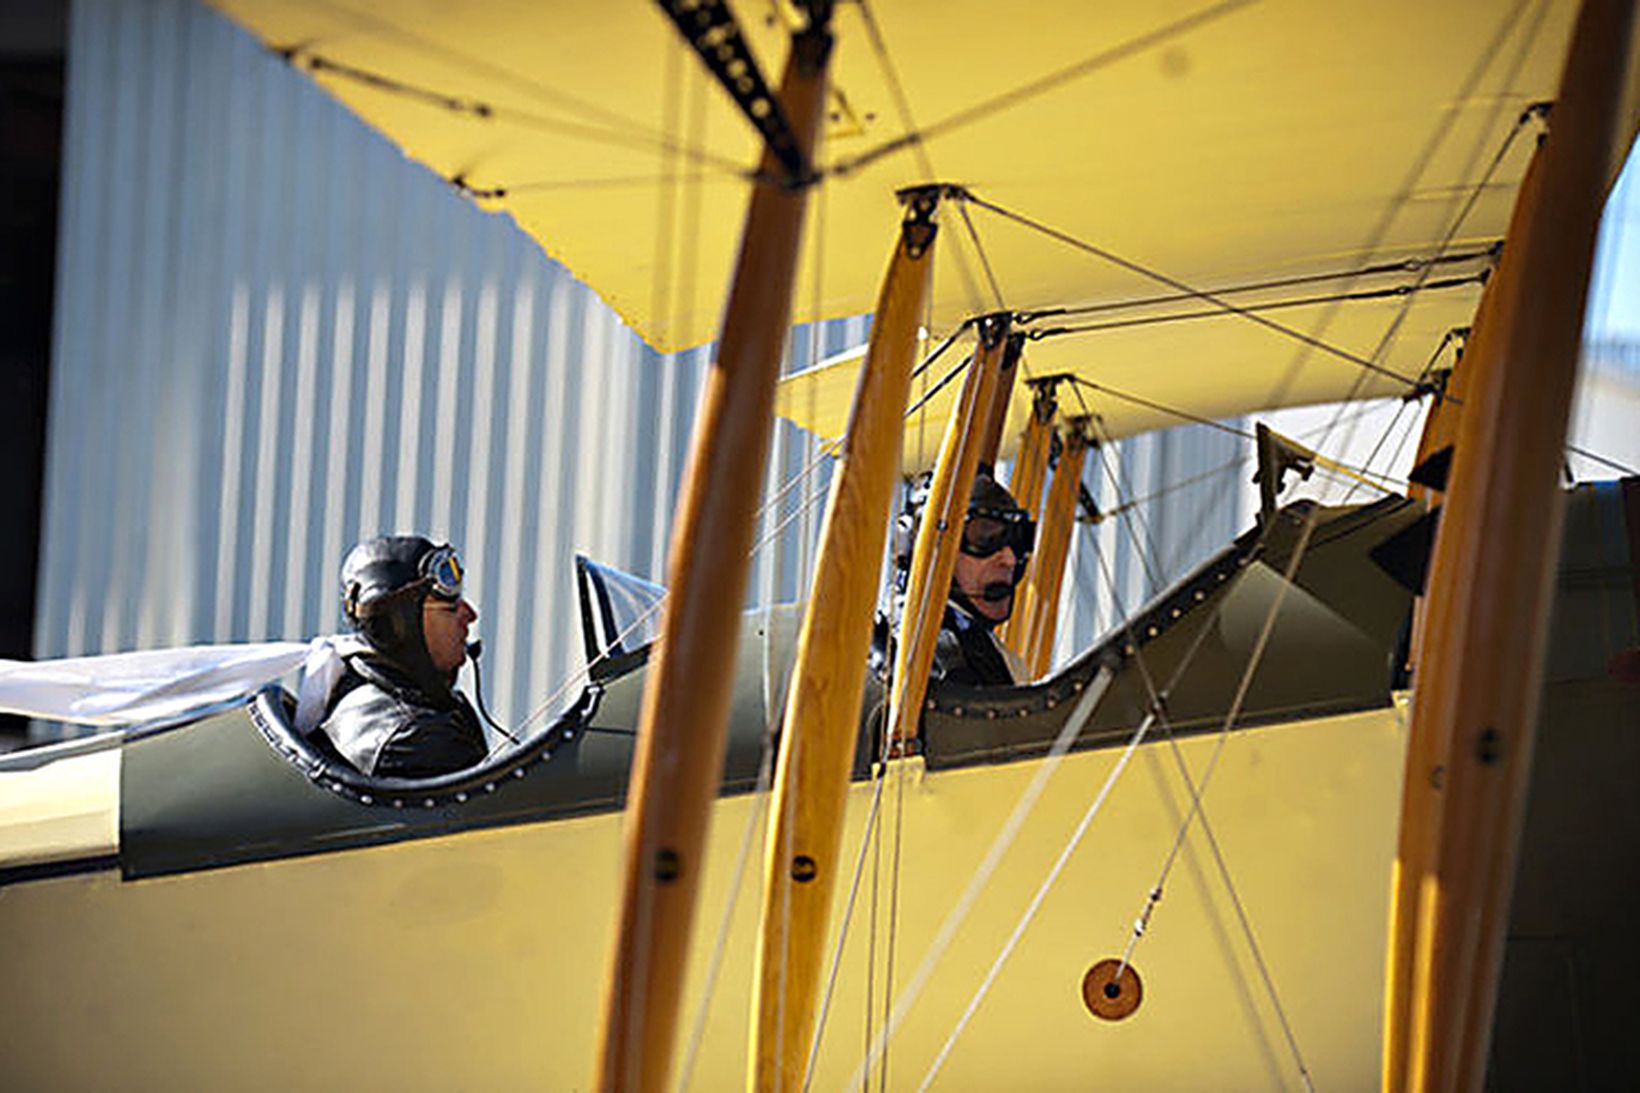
[0,636,353,733]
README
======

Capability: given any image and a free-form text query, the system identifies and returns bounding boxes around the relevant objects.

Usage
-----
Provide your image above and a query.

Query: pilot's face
[423,596,478,674]
[953,544,1018,623]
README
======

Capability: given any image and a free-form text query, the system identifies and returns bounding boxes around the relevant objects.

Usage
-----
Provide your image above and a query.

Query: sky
[1586,136,1640,343]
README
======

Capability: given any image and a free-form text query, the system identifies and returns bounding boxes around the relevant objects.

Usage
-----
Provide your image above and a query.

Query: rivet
[792,855,818,883]
[514,768,527,779]
[986,709,997,719]
[423,798,436,808]
[484,783,496,794]
[456,792,468,804]
[1476,727,1503,765]
[655,848,681,883]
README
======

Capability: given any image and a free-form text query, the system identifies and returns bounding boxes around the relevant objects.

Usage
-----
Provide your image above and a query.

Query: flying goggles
[960,512,1035,560]
[419,545,465,601]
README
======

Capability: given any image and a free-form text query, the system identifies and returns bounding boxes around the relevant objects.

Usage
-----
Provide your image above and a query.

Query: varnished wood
[594,30,831,1093]
[887,316,1011,744]
[1020,421,1091,678]
[977,333,1024,470]
[1383,2,1635,1089]
[998,386,1057,652]
[749,195,940,1093]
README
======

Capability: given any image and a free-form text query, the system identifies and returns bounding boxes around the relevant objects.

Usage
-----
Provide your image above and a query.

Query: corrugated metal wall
[35,0,866,739]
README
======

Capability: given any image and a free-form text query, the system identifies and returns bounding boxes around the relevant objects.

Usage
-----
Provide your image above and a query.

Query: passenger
[889,472,1036,687]
[318,536,489,777]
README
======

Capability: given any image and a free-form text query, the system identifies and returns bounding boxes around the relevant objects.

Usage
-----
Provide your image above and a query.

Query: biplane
[2,1,1637,1089]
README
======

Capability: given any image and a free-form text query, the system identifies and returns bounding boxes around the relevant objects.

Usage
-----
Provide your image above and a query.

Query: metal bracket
[655,0,830,187]
[899,184,943,258]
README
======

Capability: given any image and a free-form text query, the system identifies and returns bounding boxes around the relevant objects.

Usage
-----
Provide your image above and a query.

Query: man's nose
[459,599,478,624]
[994,546,1017,570]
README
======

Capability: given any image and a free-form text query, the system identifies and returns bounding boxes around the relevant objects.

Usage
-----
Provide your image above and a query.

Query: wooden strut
[997,382,1059,654]
[1382,1,1635,1090]
[976,333,1025,471]
[593,24,832,1093]
[1019,419,1092,679]
[887,315,1012,744]
[748,190,942,1092]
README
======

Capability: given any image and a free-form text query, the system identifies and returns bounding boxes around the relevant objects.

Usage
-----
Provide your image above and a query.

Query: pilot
[890,471,1036,687]
[318,536,489,777]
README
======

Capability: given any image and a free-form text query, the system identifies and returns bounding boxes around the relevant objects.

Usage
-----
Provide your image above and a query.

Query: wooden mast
[593,15,831,1091]
[749,188,943,1092]
[998,379,1059,653]
[887,314,1011,744]
[1382,1,1635,1089]
[1018,417,1091,678]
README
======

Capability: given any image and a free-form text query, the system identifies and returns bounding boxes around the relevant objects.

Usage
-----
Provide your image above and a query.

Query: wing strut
[592,11,833,1091]
[997,376,1061,653]
[749,185,943,1093]
[1014,417,1093,678]
[887,313,1013,745]
[1382,1,1636,1087]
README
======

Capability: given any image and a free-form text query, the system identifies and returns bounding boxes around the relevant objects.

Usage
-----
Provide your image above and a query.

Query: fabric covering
[205,0,1640,468]
[0,638,351,733]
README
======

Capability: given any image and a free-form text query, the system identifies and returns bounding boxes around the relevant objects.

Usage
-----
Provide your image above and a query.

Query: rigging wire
[279,0,667,138]
[801,708,905,1092]
[852,0,935,182]
[1088,399,1396,526]
[1111,516,1319,986]
[674,729,779,1091]
[502,325,978,744]
[826,0,1258,178]
[959,192,1423,389]
[910,320,1417,1084]
[278,49,755,183]
[903,613,1222,1089]
[957,201,1007,312]
[1025,273,1487,340]
[1311,0,1548,501]
[1079,423,1316,1089]
[1333,329,1463,507]
[1064,375,1406,493]
[1013,245,1502,324]
[857,435,1311,1084]
[1567,444,1640,477]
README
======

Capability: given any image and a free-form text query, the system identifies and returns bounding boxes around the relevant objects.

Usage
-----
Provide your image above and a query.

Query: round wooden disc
[1081,958,1143,1021]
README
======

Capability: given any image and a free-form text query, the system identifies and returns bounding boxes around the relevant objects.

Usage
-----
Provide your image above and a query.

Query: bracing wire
[1079,427,1316,1089]
[280,50,755,184]
[1014,245,1501,324]
[1111,514,1319,985]
[504,328,978,745]
[960,192,1423,389]
[827,0,1258,178]
[674,734,778,1091]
